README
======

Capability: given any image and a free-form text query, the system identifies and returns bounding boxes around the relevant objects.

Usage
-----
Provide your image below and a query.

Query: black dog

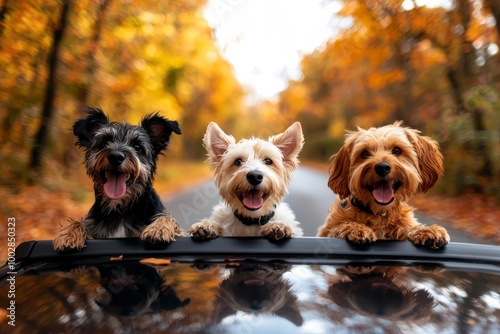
[94,263,190,317]
[53,107,182,252]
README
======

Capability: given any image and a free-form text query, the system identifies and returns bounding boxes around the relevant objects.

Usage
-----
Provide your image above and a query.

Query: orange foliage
[412,194,500,244]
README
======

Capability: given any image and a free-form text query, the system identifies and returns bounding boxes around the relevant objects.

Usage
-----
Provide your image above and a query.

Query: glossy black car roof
[1,238,499,334]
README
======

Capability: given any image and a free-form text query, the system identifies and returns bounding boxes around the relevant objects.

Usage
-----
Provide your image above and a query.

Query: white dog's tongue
[372,182,394,204]
[104,172,127,200]
[242,189,264,210]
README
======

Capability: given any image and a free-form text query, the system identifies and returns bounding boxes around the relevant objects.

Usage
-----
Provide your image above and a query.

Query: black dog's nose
[108,151,125,166]
[375,162,391,177]
[246,171,263,186]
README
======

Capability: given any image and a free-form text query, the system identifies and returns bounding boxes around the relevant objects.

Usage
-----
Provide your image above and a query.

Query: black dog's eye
[263,158,273,165]
[95,135,112,149]
[361,150,371,159]
[392,147,402,155]
[234,158,243,166]
[134,144,143,152]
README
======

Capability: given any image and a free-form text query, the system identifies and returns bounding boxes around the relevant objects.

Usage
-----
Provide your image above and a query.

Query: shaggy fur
[327,266,435,321]
[53,107,182,252]
[188,122,304,240]
[317,122,450,249]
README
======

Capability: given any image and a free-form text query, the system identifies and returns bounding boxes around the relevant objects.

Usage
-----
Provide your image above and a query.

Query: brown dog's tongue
[372,182,394,204]
[104,172,127,199]
[242,189,264,210]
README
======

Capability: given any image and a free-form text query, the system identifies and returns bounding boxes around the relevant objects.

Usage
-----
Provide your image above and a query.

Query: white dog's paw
[261,222,293,240]
[188,220,222,239]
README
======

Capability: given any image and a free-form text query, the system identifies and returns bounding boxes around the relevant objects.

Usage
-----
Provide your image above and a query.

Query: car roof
[4,238,500,275]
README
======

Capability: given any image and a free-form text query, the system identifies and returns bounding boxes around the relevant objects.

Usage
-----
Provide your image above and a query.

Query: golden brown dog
[317,122,450,249]
[327,266,435,322]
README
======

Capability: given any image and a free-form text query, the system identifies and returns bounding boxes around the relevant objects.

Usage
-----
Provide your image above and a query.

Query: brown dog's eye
[263,158,273,165]
[361,150,371,159]
[234,158,243,166]
[392,147,402,155]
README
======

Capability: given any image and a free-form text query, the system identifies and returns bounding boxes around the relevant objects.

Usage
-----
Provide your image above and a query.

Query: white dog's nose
[247,170,263,185]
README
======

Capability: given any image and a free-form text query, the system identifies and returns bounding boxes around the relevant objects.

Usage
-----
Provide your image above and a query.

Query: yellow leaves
[367,70,406,89]
[328,118,347,139]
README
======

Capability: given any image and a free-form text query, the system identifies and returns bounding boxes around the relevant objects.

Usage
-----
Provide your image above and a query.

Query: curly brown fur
[317,122,449,249]
[327,266,435,321]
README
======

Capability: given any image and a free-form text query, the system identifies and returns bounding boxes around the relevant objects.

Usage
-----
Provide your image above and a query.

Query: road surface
[163,167,489,244]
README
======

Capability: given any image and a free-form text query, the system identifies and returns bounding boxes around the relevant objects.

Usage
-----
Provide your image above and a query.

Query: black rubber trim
[8,237,500,267]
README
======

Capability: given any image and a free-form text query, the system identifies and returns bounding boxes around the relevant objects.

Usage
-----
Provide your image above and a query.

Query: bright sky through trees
[204,0,340,102]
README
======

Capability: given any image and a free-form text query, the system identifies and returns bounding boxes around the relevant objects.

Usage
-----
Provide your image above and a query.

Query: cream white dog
[188,122,304,240]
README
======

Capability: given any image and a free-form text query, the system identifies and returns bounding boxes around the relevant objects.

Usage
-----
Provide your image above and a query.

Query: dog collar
[234,205,277,226]
[345,197,387,217]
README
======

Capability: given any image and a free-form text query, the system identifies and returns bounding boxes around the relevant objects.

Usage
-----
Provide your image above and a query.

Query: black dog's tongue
[372,181,394,204]
[104,172,127,199]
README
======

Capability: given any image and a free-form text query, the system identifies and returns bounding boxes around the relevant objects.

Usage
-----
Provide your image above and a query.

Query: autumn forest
[1,0,500,248]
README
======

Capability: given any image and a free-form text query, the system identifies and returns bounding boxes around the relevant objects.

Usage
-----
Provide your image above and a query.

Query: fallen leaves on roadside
[412,193,499,244]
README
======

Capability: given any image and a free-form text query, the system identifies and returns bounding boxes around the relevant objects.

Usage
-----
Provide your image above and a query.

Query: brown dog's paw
[408,224,450,250]
[337,224,377,244]
[261,223,293,240]
[53,219,91,252]
[140,215,181,244]
[188,220,222,239]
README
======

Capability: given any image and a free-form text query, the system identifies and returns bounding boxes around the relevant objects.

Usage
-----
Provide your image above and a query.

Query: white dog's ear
[269,122,304,168]
[203,122,235,163]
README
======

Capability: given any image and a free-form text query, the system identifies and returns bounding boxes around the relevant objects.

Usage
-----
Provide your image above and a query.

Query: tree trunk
[0,0,9,39]
[484,0,500,37]
[75,0,112,110]
[29,0,71,173]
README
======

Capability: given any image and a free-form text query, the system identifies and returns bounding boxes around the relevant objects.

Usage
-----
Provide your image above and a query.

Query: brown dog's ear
[404,128,444,193]
[203,122,235,165]
[328,138,353,199]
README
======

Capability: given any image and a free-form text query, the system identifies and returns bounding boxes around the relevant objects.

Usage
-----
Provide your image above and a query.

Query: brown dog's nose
[375,162,391,177]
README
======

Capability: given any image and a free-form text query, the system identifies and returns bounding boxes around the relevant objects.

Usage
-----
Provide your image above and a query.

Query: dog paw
[53,219,91,252]
[261,223,293,240]
[339,265,376,275]
[408,224,450,250]
[188,220,221,239]
[140,216,181,244]
[346,230,376,244]
[343,226,377,244]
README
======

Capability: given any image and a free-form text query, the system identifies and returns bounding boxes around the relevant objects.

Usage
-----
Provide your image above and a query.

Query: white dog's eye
[234,158,243,166]
[263,158,273,165]
[361,150,371,159]
[392,147,402,155]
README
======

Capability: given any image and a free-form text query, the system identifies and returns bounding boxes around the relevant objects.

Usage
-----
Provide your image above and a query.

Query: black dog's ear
[73,107,109,149]
[141,113,182,154]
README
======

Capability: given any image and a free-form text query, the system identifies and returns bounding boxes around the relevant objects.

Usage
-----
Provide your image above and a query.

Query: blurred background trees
[0,0,244,186]
[0,0,499,198]
[279,0,500,197]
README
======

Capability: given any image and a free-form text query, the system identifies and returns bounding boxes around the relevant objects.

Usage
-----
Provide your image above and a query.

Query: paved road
[163,167,488,244]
